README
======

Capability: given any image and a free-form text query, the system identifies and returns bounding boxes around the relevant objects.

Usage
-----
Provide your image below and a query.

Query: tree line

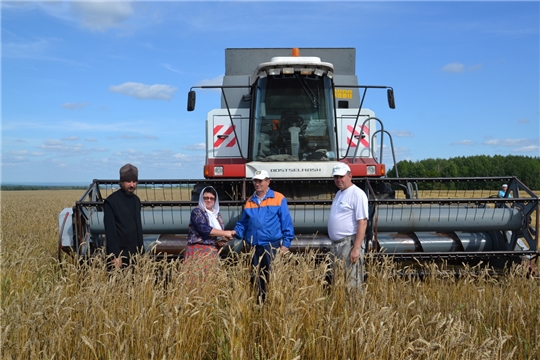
[387,155,540,189]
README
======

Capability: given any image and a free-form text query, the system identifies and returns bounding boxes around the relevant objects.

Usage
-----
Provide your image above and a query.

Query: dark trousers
[252,243,278,303]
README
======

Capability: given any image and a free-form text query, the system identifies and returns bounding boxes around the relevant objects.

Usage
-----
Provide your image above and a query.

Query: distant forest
[387,155,540,189]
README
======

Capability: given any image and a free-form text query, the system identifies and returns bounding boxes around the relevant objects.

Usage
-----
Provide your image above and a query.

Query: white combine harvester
[59,48,539,271]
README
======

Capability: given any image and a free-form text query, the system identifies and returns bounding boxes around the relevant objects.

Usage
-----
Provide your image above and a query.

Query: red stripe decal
[214,125,236,148]
[213,125,224,135]
[346,125,370,148]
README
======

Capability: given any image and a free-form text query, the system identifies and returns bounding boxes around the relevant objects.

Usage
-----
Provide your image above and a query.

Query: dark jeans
[252,243,279,303]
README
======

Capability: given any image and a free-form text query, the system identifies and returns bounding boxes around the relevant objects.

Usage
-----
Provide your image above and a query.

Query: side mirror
[387,88,395,109]
[187,90,196,111]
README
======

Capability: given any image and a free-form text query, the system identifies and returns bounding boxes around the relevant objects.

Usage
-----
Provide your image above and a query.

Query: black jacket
[104,188,144,262]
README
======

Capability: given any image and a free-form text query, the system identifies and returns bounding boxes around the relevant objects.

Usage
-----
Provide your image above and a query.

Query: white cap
[502,184,508,188]
[332,163,351,176]
[252,170,269,180]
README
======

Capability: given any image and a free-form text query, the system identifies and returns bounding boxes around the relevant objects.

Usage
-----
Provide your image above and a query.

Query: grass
[1,190,539,359]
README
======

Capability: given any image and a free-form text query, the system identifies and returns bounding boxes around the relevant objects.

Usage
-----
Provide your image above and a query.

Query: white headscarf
[198,186,222,230]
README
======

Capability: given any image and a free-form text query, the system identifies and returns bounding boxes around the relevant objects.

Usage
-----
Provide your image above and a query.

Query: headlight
[282,67,294,74]
[214,166,224,176]
[367,166,376,175]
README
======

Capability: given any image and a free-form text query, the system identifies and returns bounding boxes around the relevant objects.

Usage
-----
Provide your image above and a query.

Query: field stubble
[1,190,539,359]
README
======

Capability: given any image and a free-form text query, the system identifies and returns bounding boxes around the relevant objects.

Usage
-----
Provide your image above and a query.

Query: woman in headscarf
[185,186,235,261]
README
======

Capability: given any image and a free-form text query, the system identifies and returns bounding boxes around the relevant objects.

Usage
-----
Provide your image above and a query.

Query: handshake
[216,229,236,248]
[222,229,236,241]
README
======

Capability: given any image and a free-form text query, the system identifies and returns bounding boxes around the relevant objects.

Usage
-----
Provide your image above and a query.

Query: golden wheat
[1,190,539,359]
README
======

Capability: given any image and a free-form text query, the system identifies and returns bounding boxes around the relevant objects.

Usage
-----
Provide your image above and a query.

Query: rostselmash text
[270,168,322,173]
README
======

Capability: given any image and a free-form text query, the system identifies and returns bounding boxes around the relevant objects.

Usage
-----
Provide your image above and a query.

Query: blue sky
[2,1,539,184]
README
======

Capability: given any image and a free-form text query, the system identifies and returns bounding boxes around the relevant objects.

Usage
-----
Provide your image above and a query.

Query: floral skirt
[182,244,220,287]
[184,243,219,261]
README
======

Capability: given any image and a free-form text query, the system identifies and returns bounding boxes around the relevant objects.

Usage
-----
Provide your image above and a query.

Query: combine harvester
[59,48,539,271]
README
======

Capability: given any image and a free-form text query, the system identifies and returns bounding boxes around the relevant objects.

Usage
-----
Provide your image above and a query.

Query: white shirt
[327,184,369,241]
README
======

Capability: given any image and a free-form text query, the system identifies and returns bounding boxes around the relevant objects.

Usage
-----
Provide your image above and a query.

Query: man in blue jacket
[234,170,294,302]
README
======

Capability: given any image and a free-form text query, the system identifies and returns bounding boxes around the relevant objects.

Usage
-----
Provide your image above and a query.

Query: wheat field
[1,190,539,359]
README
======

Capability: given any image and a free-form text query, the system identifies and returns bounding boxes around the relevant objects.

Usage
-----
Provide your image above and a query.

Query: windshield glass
[252,75,336,162]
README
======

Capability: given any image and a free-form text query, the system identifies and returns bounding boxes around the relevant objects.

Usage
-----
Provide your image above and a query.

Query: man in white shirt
[327,163,369,289]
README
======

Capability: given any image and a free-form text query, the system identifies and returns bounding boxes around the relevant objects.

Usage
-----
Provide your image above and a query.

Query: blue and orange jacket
[234,188,294,248]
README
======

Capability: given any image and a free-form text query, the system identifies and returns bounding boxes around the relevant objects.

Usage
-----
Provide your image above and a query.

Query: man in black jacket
[104,163,144,268]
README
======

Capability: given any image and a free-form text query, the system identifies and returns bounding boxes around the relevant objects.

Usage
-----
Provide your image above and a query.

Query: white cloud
[173,153,190,160]
[62,102,89,110]
[70,1,134,32]
[513,145,539,153]
[451,140,475,146]
[107,134,158,140]
[108,149,205,169]
[442,62,483,74]
[382,146,411,163]
[39,140,84,152]
[36,139,106,155]
[483,138,540,154]
[483,138,530,147]
[42,139,63,147]
[9,150,30,156]
[2,38,52,59]
[120,134,139,139]
[390,130,414,138]
[7,150,43,157]
[64,120,150,133]
[109,82,177,100]
[182,143,206,151]
[196,76,224,88]
[8,2,134,34]
[467,64,483,72]
[442,62,465,73]
[62,136,80,141]
[162,63,184,75]
[1,36,88,66]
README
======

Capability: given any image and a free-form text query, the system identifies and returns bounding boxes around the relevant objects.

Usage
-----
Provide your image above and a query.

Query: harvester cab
[187,47,395,181]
